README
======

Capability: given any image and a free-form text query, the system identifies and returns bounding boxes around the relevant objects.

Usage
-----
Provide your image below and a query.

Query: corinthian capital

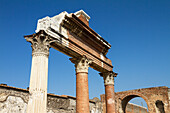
[70,56,92,73]
[100,72,117,85]
[25,31,56,56]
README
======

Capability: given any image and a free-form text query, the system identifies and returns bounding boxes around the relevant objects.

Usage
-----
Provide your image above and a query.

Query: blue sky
[0,0,170,107]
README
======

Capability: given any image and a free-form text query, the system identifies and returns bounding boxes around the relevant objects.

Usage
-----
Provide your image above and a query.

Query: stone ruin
[0,10,169,113]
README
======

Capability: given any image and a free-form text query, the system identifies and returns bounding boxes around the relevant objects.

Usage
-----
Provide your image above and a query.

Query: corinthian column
[70,56,92,113]
[100,72,117,113]
[25,31,55,113]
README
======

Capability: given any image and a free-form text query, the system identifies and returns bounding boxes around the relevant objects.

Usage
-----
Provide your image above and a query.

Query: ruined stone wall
[0,85,102,113]
[0,85,169,113]
[0,85,29,113]
[100,94,149,113]
[115,86,170,113]
[126,103,148,113]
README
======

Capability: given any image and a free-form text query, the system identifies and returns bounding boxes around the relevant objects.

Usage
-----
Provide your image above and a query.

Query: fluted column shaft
[25,32,55,113]
[70,56,92,113]
[100,72,117,113]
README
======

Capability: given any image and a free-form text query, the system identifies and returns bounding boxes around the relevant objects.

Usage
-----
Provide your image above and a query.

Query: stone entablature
[25,10,113,73]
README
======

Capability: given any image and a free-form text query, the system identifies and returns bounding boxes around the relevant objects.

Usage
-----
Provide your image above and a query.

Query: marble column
[100,72,117,113]
[70,56,92,113]
[25,32,55,113]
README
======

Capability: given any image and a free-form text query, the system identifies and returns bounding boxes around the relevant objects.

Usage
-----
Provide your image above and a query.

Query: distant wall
[126,103,148,113]
[100,94,148,113]
[114,86,170,113]
[0,85,102,113]
[0,85,168,113]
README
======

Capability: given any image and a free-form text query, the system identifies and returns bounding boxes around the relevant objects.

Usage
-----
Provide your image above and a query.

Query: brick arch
[115,87,169,113]
[120,92,151,113]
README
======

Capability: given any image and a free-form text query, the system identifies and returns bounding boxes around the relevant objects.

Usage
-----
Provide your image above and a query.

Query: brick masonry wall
[115,86,170,113]
[101,86,170,113]
[100,94,149,113]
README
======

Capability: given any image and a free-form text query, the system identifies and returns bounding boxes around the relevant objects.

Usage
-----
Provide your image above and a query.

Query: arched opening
[155,100,165,113]
[121,95,148,113]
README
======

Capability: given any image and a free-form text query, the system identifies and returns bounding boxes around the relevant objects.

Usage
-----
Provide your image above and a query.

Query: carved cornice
[25,31,56,57]
[100,72,117,85]
[62,14,111,51]
[70,56,92,73]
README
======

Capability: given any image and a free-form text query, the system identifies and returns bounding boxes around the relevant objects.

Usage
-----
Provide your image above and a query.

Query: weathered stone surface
[126,103,148,113]
[25,31,58,113]
[0,93,8,102]
[70,56,92,73]
[0,87,29,103]
[101,86,170,113]
[100,72,117,113]
[0,96,27,113]
[70,56,92,113]
[47,96,69,110]
[28,10,113,73]
[90,97,103,113]
[1,85,169,113]
[100,72,117,85]
[0,85,103,113]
